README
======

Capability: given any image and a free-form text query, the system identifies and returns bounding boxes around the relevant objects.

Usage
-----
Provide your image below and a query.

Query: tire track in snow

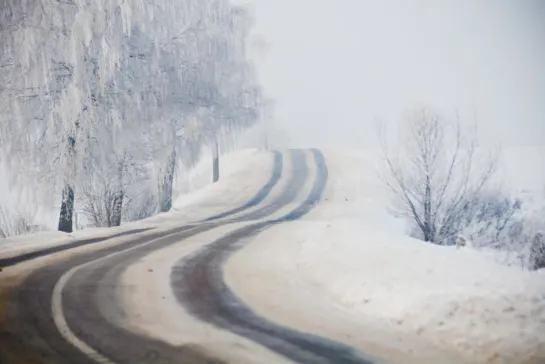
[171,149,378,364]
[227,149,307,222]
[203,150,283,221]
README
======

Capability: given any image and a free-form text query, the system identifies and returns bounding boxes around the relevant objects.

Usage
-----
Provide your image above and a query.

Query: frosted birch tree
[0,0,264,233]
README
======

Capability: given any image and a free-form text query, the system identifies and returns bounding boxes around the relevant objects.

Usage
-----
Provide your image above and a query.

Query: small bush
[123,188,158,222]
[80,179,123,228]
[0,205,41,238]
[459,191,524,249]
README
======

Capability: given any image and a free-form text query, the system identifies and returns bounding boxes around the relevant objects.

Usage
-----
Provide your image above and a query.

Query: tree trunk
[423,175,434,242]
[58,183,74,233]
[111,160,125,226]
[213,140,219,183]
[111,192,123,226]
[58,134,77,233]
[159,148,176,212]
[530,233,545,271]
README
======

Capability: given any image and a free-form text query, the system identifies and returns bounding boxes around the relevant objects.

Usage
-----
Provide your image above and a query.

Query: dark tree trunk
[58,134,77,233]
[530,233,545,271]
[58,184,74,233]
[111,192,123,227]
[159,148,176,212]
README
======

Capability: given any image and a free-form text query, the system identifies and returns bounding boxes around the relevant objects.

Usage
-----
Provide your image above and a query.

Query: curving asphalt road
[0,149,380,364]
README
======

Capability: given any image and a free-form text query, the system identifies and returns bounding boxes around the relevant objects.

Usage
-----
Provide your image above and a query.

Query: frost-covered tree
[0,0,264,233]
[458,191,523,247]
[379,108,497,245]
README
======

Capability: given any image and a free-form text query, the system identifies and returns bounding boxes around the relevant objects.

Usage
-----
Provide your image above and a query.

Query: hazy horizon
[243,0,545,148]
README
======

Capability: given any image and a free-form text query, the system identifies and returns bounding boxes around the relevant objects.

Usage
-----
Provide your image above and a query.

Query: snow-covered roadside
[0,149,274,260]
[224,149,545,364]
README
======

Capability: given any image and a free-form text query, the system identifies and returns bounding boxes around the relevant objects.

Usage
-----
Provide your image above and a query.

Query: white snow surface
[225,148,545,364]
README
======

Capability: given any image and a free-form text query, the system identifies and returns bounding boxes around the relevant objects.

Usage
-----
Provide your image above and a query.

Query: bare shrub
[80,178,122,228]
[0,205,42,238]
[379,108,497,245]
[459,190,523,248]
[123,187,158,222]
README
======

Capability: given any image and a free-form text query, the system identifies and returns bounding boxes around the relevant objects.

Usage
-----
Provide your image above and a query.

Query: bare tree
[379,108,497,245]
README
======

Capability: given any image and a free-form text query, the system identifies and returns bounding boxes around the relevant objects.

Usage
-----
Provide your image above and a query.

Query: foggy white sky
[243,0,545,148]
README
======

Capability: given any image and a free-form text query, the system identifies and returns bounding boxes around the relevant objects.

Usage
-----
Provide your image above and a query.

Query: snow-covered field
[225,148,545,364]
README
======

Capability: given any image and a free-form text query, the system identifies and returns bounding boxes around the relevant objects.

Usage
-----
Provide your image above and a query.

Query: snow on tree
[0,0,264,232]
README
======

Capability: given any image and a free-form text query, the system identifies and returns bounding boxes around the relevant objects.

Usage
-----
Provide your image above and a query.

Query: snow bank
[225,148,545,364]
[290,221,544,362]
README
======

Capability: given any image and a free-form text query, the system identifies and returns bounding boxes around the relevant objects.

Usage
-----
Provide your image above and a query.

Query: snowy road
[172,149,375,364]
[0,149,377,364]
